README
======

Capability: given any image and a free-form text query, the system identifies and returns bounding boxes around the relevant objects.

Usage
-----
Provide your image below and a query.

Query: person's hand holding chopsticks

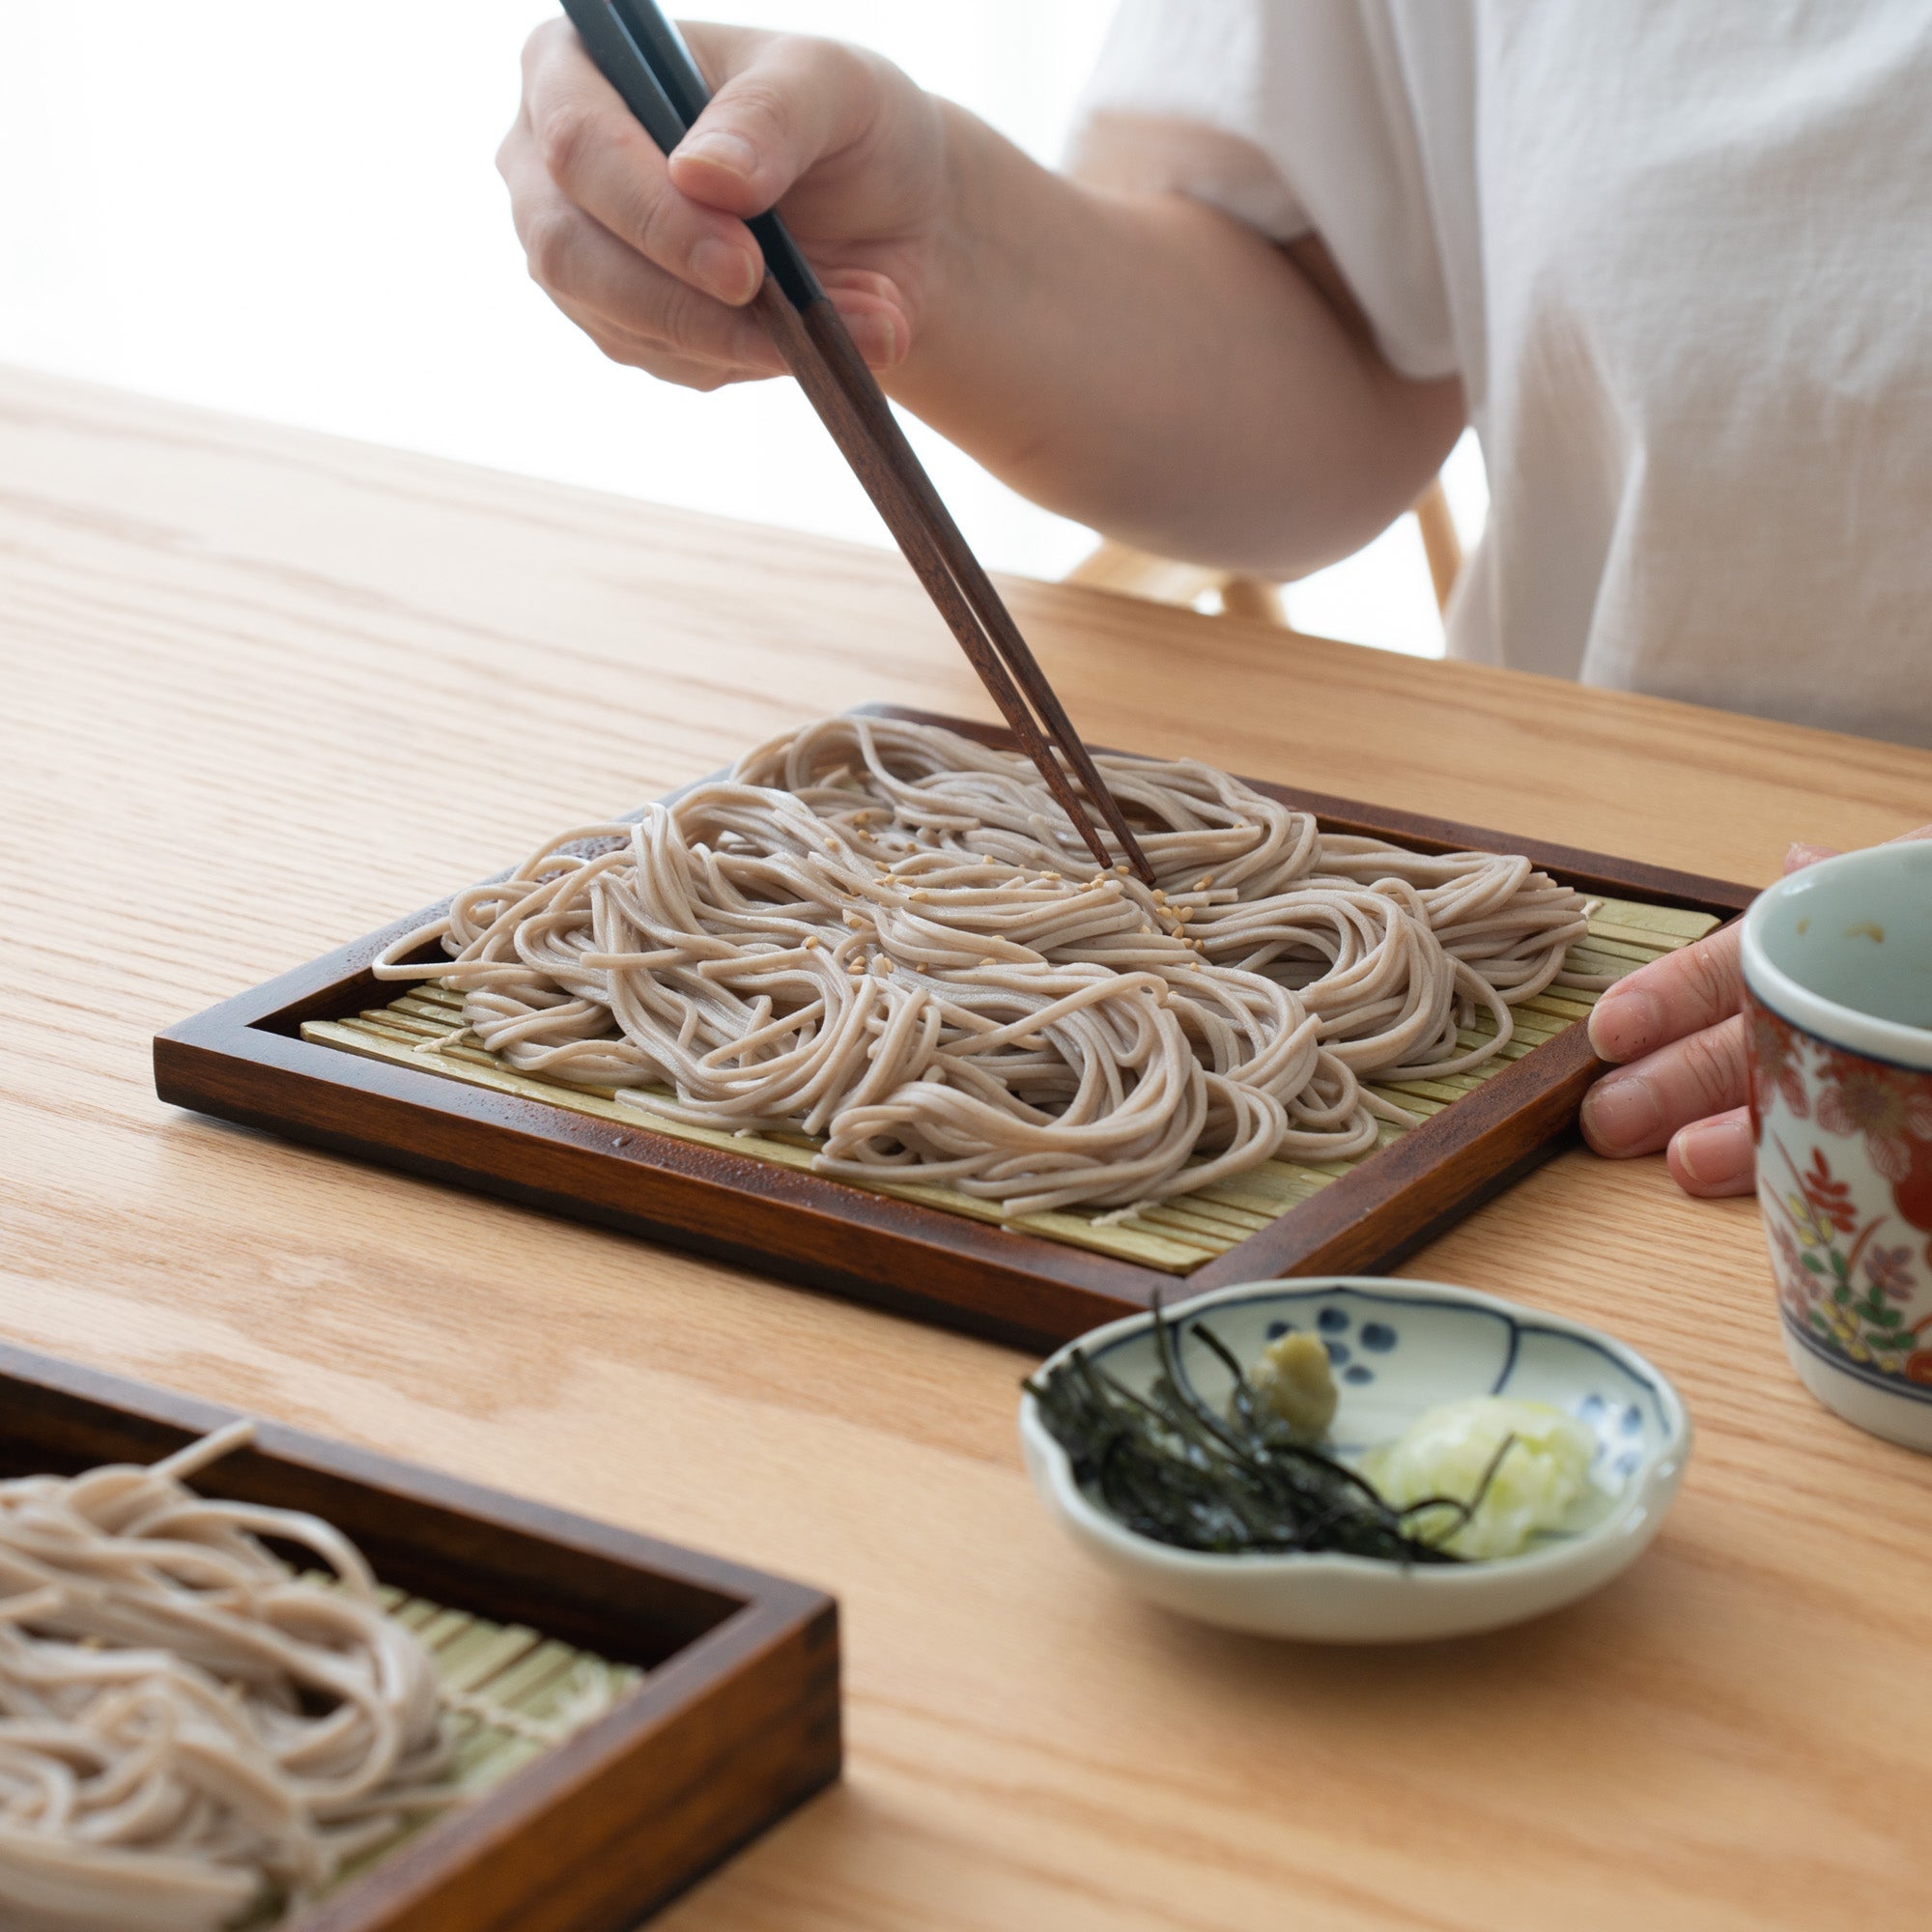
[1583,824,1932,1197]
[506,2,1164,879]
[496,14,1460,579]
[498,19,940,386]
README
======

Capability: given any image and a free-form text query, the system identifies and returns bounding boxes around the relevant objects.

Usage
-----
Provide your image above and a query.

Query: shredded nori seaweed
[1025,1298,1511,1563]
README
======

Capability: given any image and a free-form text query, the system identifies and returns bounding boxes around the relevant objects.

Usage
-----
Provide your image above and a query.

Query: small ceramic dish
[1019,1277,1691,1643]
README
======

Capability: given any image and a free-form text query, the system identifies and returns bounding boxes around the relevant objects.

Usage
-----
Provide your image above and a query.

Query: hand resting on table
[1582,824,1932,1197]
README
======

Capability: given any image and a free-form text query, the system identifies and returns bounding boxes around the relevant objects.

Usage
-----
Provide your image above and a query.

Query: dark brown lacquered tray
[0,1343,839,1932]
[155,704,1752,1351]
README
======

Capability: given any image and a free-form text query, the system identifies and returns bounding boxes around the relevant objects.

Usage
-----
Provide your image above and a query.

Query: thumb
[668,32,880,218]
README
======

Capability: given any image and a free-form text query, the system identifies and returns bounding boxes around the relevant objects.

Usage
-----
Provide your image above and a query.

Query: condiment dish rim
[1019,1275,1692,1585]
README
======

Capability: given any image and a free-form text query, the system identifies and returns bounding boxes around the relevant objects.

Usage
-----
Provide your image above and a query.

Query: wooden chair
[1066,477,1463,628]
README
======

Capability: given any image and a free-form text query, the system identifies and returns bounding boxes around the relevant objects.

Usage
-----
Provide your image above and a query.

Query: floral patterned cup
[1743,842,1932,1449]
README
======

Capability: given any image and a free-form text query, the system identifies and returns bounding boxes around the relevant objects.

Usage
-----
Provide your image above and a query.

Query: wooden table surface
[5,365,1931,1931]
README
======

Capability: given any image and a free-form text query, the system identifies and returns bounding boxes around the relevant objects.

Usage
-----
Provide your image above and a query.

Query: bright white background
[0,1,1484,654]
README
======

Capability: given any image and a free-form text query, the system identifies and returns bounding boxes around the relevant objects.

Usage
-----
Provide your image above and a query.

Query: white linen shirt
[1071,0,1932,749]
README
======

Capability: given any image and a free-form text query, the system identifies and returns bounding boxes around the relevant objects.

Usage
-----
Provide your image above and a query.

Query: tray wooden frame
[155,704,1754,1352]
[0,1342,839,1932]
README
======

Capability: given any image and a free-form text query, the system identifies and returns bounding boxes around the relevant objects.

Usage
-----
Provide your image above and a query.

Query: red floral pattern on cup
[1748,990,1932,1381]
[1815,1057,1932,1184]
[1748,1001,1809,1121]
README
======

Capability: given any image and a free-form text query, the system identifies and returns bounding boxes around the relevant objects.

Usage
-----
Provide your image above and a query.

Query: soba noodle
[377,718,1605,1216]
[0,1424,452,1932]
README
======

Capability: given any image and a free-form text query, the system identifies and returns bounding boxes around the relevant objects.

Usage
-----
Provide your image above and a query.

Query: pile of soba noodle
[0,1424,451,1932]
[378,717,1605,1216]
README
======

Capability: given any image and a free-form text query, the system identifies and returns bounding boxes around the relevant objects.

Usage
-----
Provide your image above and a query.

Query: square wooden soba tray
[0,1343,838,1932]
[155,705,1753,1352]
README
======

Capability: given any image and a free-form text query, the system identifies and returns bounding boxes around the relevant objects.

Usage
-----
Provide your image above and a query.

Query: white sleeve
[1066,0,1458,381]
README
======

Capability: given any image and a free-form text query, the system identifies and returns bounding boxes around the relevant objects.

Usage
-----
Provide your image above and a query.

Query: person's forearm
[888,104,1463,577]
[503,21,1460,569]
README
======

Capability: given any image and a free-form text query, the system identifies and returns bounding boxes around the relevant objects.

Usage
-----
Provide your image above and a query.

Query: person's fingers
[1593,822,1932,1063]
[549,294,753,389]
[1785,822,1932,873]
[1586,923,1743,1066]
[500,125,784,374]
[1584,821,1928,1186]
[507,20,921,377]
[817,268,908,369]
[1665,1106,1756,1197]
[506,155,897,375]
[522,18,762,306]
[668,30,887,220]
[1580,1011,1749,1158]
[1783,840,1837,873]
[1658,823,1930,1195]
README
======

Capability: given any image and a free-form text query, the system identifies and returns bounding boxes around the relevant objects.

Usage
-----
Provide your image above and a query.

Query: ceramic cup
[1741,841,1932,1449]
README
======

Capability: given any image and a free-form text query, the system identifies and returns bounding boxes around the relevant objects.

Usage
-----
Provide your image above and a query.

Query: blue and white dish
[1018,1277,1691,1643]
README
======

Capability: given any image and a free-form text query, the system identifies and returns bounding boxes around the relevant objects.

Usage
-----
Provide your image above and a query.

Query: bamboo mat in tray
[305,896,1716,1277]
[313,1584,643,1901]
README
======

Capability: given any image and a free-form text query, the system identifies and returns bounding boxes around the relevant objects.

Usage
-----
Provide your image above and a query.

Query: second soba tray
[0,1342,838,1932]
[155,704,1752,1350]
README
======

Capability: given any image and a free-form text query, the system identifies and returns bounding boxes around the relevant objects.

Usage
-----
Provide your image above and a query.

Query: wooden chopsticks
[560,0,1157,885]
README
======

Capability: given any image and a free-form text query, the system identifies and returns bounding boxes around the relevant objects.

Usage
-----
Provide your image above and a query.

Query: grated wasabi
[1248,1330,1339,1442]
